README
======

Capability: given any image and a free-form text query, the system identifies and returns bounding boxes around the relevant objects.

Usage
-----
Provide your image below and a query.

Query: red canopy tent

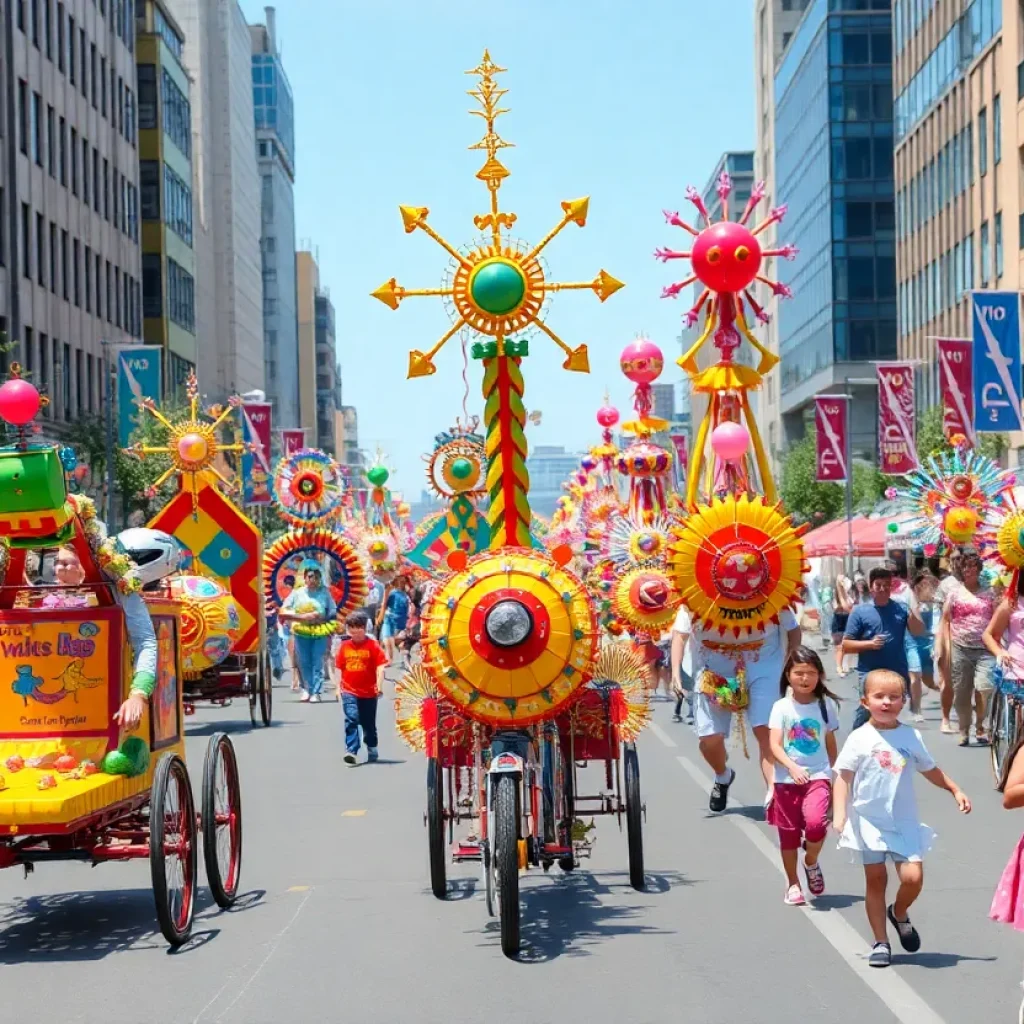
[801,516,890,558]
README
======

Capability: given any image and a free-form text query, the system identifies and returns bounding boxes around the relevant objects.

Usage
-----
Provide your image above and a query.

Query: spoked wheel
[248,659,259,726]
[202,733,243,908]
[258,651,273,727]
[426,756,447,899]
[492,771,521,957]
[482,838,495,916]
[623,742,645,891]
[150,753,198,946]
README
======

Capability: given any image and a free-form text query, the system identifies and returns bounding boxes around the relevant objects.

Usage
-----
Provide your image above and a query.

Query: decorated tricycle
[0,371,243,946]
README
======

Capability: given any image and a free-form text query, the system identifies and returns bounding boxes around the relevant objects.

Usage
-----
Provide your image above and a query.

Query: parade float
[263,447,369,633]
[128,373,273,726]
[375,51,648,956]
[0,366,242,947]
[657,172,807,731]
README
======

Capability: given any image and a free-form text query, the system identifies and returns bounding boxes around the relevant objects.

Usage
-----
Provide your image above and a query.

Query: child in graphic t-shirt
[768,646,841,907]
[336,610,389,766]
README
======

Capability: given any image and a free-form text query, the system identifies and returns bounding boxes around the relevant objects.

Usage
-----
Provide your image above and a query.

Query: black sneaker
[343,753,357,766]
[868,942,891,968]
[887,904,921,952]
[709,769,735,813]
[672,713,683,723]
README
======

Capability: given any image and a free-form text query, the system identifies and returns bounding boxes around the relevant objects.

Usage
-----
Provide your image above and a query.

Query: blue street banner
[972,291,1024,433]
[241,402,272,506]
[116,346,163,447]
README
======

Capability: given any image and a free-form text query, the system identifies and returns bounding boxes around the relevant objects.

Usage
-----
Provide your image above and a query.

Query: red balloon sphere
[0,378,41,426]
[596,405,620,428]
[619,338,664,385]
[691,221,763,294]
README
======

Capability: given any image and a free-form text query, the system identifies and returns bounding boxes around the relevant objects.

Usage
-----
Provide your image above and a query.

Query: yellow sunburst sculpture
[669,494,807,635]
[420,547,597,727]
[613,565,681,632]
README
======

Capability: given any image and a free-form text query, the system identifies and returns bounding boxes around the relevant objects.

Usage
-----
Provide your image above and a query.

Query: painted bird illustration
[56,659,103,702]
[11,665,42,707]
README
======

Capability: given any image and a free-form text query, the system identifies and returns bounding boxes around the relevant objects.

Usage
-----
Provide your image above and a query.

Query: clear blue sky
[239,0,755,498]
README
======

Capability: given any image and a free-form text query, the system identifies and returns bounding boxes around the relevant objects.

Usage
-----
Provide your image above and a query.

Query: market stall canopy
[802,516,893,558]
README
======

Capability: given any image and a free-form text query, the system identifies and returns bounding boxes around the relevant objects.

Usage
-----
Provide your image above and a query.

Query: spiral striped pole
[483,353,532,548]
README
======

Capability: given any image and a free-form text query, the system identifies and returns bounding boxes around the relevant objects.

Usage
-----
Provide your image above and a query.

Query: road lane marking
[192,888,313,1023]
[341,809,367,817]
[287,886,310,892]
[648,722,677,748]
[675,754,947,1024]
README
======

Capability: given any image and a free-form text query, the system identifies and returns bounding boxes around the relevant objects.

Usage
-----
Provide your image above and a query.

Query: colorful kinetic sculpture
[407,419,490,570]
[657,174,797,505]
[376,53,613,728]
[894,445,1014,550]
[272,448,345,526]
[168,575,241,677]
[125,371,253,515]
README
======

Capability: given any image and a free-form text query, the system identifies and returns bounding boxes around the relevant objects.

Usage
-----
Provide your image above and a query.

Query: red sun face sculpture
[691,221,763,295]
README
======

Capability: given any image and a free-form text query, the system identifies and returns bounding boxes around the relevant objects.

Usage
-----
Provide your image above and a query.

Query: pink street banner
[814,395,848,482]
[877,362,918,476]
[935,338,976,446]
[281,429,306,456]
[241,402,273,505]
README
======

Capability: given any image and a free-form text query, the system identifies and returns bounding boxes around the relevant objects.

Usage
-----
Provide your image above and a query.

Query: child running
[833,668,971,968]
[768,646,841,906]
[336,611,389,766]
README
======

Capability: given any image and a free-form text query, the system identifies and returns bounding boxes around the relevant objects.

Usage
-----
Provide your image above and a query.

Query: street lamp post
[843,376,879,575]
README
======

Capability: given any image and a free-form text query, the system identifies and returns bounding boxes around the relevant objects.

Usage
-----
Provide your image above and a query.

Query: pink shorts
[768,779,831,851]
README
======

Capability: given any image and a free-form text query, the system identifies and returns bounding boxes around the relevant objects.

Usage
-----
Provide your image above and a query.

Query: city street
[0,652,1021,1024]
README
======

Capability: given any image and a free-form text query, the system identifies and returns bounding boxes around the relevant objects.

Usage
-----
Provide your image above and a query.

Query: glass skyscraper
[773,0,895,456]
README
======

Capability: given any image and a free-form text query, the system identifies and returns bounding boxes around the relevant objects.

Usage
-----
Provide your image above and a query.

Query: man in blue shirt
[843,566,926,728]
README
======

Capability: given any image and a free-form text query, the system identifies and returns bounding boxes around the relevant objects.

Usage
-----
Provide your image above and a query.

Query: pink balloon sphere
[0,378,41,426]
[710,421,750,462]
[596,405,620,428]
[177,432,209,463]
[619,338,664,385]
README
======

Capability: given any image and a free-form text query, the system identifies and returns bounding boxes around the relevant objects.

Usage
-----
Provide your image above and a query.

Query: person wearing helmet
[277,559,337,703]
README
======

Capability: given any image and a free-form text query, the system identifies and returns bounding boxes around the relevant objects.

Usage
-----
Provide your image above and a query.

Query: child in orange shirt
[336,610,389,765]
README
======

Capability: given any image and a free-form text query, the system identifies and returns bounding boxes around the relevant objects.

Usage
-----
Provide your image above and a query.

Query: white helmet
[116,528,183,587]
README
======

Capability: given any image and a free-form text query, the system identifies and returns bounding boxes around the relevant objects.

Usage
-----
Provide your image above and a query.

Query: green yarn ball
[102,736,151,777]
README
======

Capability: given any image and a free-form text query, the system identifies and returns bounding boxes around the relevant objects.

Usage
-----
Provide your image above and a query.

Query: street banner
[972,291,1024,432]
[282,428,306,455]
[814,395,848,482]
[116,346,163,447]
[877,362,918,475]
[935,338,976,446]
[669,433,688,483]
[241,402,272,506]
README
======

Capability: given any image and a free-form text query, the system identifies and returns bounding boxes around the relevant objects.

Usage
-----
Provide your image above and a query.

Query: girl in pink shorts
[768,646,841,905]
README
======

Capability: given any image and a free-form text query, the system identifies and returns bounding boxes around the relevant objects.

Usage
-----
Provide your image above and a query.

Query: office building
[296,248,322,442]
[0,0,143,425]
[250,6,299,429]
[136,0,196,391]
[766,0,895,464]
[893,0,1010,440]
[650,382,676,424]
[314,288,339,455]
[340,404,362,471]
[526,444,583,519]
[166,0,263,399]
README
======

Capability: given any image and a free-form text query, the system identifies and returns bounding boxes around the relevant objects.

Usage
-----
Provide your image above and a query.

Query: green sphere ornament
[449,457,474,481]
[470,260,526,316]
[367,465,389,487]
[887,522,899,534]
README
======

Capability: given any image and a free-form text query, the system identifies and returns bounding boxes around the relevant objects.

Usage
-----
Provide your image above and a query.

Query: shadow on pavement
[0,885,266,963]
[897,950,998,969]
[811,893,865,910]
[487,869,689,964]
[184,719,296,737]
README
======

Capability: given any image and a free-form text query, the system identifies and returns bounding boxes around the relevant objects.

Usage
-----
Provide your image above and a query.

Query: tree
[916,404,1006,463]
[779,430,845,526]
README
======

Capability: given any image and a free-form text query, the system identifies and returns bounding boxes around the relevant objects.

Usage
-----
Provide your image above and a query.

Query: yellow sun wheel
[997,507,1024,570]
[420,546,597,728]
[613,566,680,632]
[668,494,807,635]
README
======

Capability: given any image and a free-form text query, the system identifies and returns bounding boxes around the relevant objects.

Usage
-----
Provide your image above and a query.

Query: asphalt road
[1,646,1023,1024]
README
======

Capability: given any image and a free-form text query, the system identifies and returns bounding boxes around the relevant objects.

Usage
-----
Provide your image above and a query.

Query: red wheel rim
[164,764,194,933]
[214,744,240,894]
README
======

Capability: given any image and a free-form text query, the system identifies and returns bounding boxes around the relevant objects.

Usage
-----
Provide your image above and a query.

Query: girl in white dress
[833,668,971,968]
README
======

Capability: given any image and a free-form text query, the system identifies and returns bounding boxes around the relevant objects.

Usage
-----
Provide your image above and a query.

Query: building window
[154,5,184,58]
[103,158,109,220]
[996,212,1004,277]
[81,136,88,200]
[101,56,107,116]
[981,221,990,284]
[979,107,988,176]
[46,105,55,176]
[994,94,1002,164]
[21,204,30,279]
[96,254,102,319]
[160,69,191,157]
[137,64,156,129]
[74,348,82,417]
[0,189,4,266]
[17,80,27,154]
[163,163,192,245]
[125,87,135,144]
[60,229,68,299]
[140,160,160,219]
[62,342,70,420]
[79,28,86,98]
[114,268,121,327]
[70,127,77,194]
[72,238,80,305]
[105,261,112,322]
[90,42,97,107]
[30,0,38,46]
[48,222,56,292]
[92,148,99,212]
[142,253,162,317]
[167,259,194,332]
[84,245,91,312]
[57,2,64,70]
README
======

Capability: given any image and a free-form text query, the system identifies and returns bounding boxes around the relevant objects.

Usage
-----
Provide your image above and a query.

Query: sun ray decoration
[125,371,253,516]
[656,176,797,505]
[372,50,624,548]
[272,448,346,527]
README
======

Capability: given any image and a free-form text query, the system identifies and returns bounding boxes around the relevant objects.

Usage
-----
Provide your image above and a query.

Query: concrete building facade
[249,6,298,428]
[165,0,262,400]
[295,247,318,439]
[0,0,143,425]
[314,288,338,455]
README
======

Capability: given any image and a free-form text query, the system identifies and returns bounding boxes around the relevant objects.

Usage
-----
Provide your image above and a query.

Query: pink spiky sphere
[0,378,41,426]
[596,405,620,428]
[620,338,664,385]
[710,421,750,462]
[692,221,762,294]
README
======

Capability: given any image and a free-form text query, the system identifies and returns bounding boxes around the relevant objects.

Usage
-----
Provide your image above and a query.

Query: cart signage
[0,618,114,737]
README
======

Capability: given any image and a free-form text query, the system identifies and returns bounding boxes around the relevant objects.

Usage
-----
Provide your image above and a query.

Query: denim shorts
[860,850,921,865]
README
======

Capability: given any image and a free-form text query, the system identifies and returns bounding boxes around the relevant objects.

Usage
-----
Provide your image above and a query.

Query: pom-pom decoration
[559,643,652,746]
[263,528,369,620]
[607,512,674,568]
[420,547,597,728]
[167,575,242,677]
[668,494,807,635]
[272,449,345,526]
[613,565,681,632]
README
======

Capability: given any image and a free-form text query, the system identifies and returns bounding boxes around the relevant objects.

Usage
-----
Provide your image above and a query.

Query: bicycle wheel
[202,733,243,908]
[624,742,644,891]
[150,754,198,946]
[991,691,1011,787]
[426,756,447,899]
[493,772,520,957]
